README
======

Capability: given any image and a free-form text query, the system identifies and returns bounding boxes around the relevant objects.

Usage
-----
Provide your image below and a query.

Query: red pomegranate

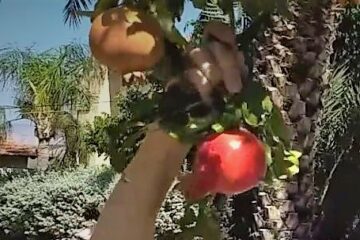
[180,128,266,201]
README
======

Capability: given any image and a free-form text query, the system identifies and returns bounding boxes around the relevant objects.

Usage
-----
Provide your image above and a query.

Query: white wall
[78,67,123,166]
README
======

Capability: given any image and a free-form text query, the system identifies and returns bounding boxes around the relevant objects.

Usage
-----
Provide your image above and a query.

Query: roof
[0,142,37,157]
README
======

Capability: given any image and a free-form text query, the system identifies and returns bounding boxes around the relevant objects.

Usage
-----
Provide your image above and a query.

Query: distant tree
[0,44,102,169]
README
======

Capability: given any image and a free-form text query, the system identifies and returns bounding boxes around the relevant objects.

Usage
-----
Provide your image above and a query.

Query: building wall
[78,67,123,166]
[0,155,28,168]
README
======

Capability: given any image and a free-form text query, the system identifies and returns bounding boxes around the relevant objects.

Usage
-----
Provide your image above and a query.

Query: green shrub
[83,81,162,173]
[0,168,36,185]
[0,166,194,240]
[0,166,118,240]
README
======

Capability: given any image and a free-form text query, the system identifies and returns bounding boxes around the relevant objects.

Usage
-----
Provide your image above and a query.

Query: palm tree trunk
[251,1,342,239]
[36,138,51,170]
[34,116,53,170]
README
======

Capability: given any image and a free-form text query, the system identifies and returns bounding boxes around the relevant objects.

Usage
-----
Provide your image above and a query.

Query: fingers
[222,67,243,94]
[203,21,237,50]
[175,21,246,104]
[207,41,243,93]
[187,47,222,86]
[184,68,213,105]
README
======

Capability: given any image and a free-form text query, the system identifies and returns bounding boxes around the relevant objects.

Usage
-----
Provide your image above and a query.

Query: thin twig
[318,146,348,207]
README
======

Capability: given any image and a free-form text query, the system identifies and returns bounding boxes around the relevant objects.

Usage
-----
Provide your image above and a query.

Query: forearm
[90,123,191,240]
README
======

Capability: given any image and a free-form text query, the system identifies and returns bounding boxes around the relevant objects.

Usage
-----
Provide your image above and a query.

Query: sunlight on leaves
[124,9,142,23]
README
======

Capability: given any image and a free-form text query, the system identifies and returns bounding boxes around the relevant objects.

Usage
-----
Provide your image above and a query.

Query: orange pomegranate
[89,6,165,74]
[338,0,360,6]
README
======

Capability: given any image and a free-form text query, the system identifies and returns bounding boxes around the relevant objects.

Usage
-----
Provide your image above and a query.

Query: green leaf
[130,98,157,120]
[211,123,225,133]
[245,113,258,127]
[218,0,233,15]
[271,144,287,178]
[267,106,290,144]
[287,164,299,176]
[179,204,198,228]
[191,0,207,9]
[110,152,127,172]
[168,131,179,139]
[166,0,185,21]
[218,112,237,128]
[124,8,142,23]
[157,10,174,33]
[166,27,188,46]
[92,0,119,20]
[284,150,301,166]
[151,0,187,46]
[288,150,302,159]
[275,0,291,18]
[196,204,221,240]
[262,96,273,113]
[241,102,258,127]
[234,108,242,120]
[236,80,267,117]
[240,0,276,18]
[285,155,299,166]
[264,144,273,165]
[151,0,174,31]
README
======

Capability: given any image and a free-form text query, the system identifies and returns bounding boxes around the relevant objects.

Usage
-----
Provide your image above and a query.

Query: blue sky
[0,0,199,144]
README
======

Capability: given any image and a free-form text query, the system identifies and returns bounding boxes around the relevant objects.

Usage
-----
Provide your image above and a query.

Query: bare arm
[90,123,191,240]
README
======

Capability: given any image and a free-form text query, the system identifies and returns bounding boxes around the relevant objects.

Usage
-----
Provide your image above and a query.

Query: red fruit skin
[182,129,266,201]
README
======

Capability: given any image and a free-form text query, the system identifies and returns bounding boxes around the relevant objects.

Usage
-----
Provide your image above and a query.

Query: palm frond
[0,43,103,115]
[318,63,360,152]
[0,47,34,88]
[63,0,94,27]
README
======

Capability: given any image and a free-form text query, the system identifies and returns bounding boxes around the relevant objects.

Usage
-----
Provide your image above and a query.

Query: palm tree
[247,1,345,239]
[0,107,9,142]
[185,0,348,239]
[311,6,360,239]
[0,43,102,170]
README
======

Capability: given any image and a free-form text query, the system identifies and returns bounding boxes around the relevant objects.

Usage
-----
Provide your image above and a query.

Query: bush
[155,190,186,239]
[0,168,36,185]
[0,166,195,240]
[0,166,118,240]
[83,80,162,172]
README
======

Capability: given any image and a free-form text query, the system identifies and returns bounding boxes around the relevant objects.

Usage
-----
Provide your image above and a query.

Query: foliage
[334,5,360,76]
[62,0,289,47]
[51,113,92,169]
[0,43,102,166]
[315,5,360,190]
[316,65,360,154]
[0,44,100,116]
[0,168,37,185]
[0,166,118,240]
[0,166,208,240]
[311,6,360,238]
[83,79,163,172]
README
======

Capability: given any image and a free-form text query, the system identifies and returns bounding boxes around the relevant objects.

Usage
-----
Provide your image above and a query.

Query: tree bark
[90,122,191,240]
[250,1,342,239]
[35,139,51,170]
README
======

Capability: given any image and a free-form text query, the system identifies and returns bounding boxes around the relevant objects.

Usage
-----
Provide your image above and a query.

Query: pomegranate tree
[180,128,266,201]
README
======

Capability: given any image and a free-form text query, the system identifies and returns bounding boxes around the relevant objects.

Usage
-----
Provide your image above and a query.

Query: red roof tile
[0,142,37,157]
